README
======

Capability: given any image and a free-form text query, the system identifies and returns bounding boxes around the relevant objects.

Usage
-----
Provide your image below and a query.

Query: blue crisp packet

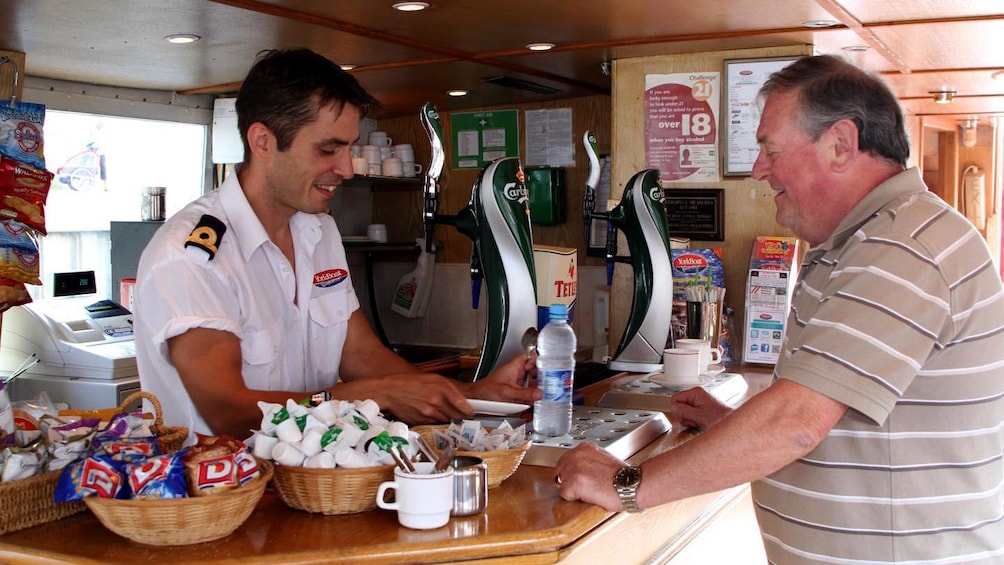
[127,449,189,499]
[0,101,46,171]
[55,455,130,501]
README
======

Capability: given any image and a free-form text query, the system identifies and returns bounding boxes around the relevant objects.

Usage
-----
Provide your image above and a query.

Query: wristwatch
[613,465,643,513]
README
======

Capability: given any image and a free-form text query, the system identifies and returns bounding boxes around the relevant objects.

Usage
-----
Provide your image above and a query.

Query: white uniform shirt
[134,172,359,437]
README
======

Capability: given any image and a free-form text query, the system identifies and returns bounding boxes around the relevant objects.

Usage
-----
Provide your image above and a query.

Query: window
[36,110,207,300]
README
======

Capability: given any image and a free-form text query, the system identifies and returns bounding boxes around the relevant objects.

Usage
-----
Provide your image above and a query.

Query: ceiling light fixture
[931,89,957,104]
[992,70,1004,81]
[447,89,468,97]
[842,45,870,52]
[164,34,201,44]
[339,64,357,71]
[526,42,555,51]
[392,2,429,11]
[802,20,837,28]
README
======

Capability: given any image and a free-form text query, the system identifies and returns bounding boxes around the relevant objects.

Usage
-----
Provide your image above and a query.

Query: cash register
[0,271,140,409]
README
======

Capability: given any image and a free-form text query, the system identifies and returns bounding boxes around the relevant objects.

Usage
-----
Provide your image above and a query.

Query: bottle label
[540,369,572,402]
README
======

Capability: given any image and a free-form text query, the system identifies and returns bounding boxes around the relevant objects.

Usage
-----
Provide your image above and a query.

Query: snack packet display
[430,419,528,452]
[0,100,46,172]
[0,219,40,285]
[0,276,31,313]
[0,155,52,235]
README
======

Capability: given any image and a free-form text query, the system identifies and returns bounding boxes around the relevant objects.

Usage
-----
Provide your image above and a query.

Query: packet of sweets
[0,101,46,171]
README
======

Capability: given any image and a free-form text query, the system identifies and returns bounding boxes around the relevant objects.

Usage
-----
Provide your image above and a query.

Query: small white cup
[369,131,393,147]
[361,145,382,164]
[382,157,404,177]
[675,338,722,372]
[662,348,702,384]
[368,163,382,176]
[367,224,388,242]
[392,143,414,161]
[352,157,370,175]
[402,161,422,177]
[377,462,455,529]
[350,145,361,158]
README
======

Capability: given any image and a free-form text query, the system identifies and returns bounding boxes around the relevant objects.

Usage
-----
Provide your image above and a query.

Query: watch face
[616,466,642,487]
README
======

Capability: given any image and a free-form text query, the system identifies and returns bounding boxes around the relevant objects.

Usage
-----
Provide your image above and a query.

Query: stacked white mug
[361,145,382,176]
[369,131,393,147]
[392,144,422,177]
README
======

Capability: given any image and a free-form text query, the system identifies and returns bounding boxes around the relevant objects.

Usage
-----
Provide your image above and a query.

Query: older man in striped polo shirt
[554,54,1004,564]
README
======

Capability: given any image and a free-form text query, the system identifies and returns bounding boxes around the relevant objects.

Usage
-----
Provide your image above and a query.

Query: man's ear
[246,122,274,159]
[827,119,859,171]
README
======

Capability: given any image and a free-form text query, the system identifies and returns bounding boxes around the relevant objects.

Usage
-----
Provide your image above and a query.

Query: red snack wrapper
[92,435,161,464]
[0,155,52,235]
[0,276,31,314]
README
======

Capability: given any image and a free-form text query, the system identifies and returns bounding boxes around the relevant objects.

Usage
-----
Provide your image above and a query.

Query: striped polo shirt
[753,167,1004,564]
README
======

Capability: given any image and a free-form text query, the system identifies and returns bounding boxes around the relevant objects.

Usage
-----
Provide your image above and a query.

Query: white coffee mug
[368,163,382,175]
[351,157,369,175]
[382,157,404,177]
[361,145,383,164]
[369,131,393,147]
[675,338,721,371]
[662,348,702,384]
[402,161,422,177]
[366,223,387,242]
[377,463,455,530]
[393,143,415,161]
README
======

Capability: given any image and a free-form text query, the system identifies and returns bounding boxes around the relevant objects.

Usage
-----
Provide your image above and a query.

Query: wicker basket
[413,425,530,489]
[271,462,395,515]
[84,458,272,546]
[0,391,189,535]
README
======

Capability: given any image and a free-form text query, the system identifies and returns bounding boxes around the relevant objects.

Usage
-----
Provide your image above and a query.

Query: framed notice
[663,187,724,241]
[723,56,799,176]
[644,71,720,182]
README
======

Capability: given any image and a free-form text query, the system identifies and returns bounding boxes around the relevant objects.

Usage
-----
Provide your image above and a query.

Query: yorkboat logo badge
[314,269,348,288]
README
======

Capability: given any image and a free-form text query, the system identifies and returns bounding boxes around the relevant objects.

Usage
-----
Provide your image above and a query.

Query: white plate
[468,399,530,416]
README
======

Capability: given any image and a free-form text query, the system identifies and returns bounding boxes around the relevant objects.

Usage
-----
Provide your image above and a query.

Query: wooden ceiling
[2,0,1002,122]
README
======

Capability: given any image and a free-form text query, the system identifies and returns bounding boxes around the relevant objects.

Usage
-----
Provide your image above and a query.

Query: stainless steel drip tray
[522,406,671,467]
[598,372,749,413]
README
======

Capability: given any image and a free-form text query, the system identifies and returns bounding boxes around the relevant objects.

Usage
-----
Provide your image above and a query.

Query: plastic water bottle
[533,303,576,437]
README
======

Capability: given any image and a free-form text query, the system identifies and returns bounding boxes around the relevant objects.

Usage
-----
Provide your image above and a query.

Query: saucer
[703,364,726,377]
[648,372,704,389]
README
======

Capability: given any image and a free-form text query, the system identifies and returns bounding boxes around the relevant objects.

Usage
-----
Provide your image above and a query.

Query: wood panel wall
[610,45,812,357]
[371,95,611,266]
[0,50,25,103]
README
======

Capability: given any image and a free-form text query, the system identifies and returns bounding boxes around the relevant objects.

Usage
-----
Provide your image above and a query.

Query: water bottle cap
[549,303,568,319]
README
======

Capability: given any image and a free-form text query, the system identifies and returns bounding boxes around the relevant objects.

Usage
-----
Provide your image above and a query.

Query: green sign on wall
[449,109,519,169]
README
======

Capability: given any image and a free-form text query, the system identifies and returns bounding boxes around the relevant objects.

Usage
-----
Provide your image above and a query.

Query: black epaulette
[184,214,227,261]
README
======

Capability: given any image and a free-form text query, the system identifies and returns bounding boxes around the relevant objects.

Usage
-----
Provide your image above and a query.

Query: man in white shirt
[135,49,540,440]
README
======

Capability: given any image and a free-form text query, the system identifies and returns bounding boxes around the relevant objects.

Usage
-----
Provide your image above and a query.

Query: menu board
[723,57,799,176]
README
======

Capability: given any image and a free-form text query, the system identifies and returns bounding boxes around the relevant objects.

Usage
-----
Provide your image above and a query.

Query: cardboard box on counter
[533,245,577,327]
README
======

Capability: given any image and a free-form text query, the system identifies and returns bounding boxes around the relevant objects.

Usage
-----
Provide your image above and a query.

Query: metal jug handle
[0,55,20,106]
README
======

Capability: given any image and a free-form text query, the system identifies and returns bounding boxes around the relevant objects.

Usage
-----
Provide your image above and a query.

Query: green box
[525,166,566,226]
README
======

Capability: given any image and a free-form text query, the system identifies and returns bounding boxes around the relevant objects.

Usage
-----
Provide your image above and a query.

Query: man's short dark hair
[235,48,381,160]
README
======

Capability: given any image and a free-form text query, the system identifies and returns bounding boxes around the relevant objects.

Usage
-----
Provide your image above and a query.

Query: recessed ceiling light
[339,64,357,71]
[526,42,555,51]
[842,45,870,52]
[447,89,468,97]
[164,34,201,44]
[392,2,429,11]
[802,20,837,28]
[992,70,1004,81]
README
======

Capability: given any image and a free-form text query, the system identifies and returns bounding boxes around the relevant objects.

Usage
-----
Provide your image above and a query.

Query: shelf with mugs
[342,174,423,191]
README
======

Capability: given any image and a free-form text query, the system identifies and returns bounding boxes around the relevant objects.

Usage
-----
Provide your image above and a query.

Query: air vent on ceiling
[482,76,561,95]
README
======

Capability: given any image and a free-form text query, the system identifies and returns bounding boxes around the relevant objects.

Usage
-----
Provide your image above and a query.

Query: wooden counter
[0,367,773,564]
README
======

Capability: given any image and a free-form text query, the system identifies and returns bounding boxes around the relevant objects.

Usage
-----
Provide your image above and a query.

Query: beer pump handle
[582,130,601,243]
[420,102,446,253]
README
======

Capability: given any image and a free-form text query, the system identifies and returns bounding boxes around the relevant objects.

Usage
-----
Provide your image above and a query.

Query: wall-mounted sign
[450,109,519,169]
[723,56,799,176]
[644,72,720,182]
[663,187,724,241]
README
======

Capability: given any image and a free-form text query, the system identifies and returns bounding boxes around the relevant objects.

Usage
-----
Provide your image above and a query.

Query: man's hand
[466,352,542,406]
[669,387,732,430]
[553,442,626,512]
